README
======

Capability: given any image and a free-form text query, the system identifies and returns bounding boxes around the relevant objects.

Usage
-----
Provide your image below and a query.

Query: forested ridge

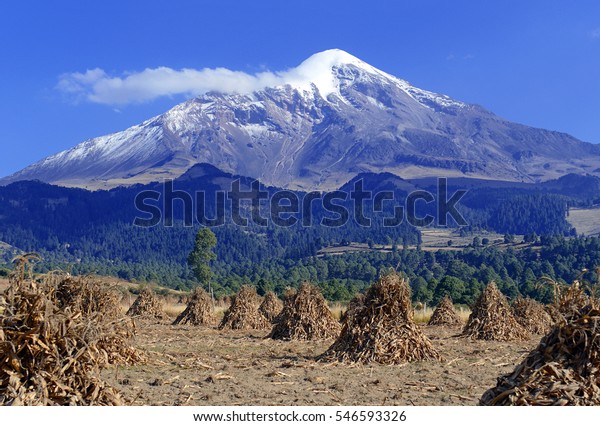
[1,168,599,302]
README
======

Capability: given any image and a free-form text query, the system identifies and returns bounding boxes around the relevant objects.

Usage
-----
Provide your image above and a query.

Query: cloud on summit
[56,66,285,105]
[55,50,360,106]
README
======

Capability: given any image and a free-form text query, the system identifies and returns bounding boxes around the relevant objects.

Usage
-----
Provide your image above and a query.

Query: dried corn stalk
[511,297,553,335]
[259,291,283,323]
[270,283,340,340]
[219,286,270,330]
[126,288,165,320]
[481,302,600,405]
[319,273,441,364]
[0,261,143,405]
[173,287,215,326]
[462,282,529,341]
[428,296,462,327]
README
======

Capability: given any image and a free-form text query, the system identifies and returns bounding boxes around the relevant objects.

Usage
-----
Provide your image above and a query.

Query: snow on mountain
[3,49,600,190]
[279,49,466,109]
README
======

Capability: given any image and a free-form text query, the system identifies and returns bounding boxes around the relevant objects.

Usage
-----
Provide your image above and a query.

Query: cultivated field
[2,272,596,406]
[567,206,600,236]
[318,229,523,257]
[101,320,539,406]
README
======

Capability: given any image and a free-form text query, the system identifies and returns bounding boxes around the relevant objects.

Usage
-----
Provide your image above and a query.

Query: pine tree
[188,228,217,297]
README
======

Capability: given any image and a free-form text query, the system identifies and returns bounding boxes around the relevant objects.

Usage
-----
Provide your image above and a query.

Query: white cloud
[57,66,283,105]
[55,49,366,106]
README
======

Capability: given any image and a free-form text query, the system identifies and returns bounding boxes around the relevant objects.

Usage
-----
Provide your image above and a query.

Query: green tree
[188,228,217,295]
[257,278,274,296]
[434,276,467,304]
[465,278,483,306]
[411,276,433,305]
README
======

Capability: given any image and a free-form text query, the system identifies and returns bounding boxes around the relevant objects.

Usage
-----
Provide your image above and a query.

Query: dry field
[317,229,524,257]
[567,206,600,236]
[3,273,593,406]
[4,275,530,406]
[100,320,540,406]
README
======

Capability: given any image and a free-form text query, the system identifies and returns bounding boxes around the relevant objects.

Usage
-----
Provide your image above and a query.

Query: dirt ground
[102,321,540,406]
[0,277,539,406]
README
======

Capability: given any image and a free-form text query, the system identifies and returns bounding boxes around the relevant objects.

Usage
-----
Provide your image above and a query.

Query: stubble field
[102,319,539,406]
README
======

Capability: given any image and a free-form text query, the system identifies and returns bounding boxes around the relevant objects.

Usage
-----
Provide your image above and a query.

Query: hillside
[0,166,597,300]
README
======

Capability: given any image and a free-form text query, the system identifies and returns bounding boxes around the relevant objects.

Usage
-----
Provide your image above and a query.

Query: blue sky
[1,0,600,178]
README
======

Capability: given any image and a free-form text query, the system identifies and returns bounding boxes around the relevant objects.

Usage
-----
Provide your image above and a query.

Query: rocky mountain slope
[3,49,599,190]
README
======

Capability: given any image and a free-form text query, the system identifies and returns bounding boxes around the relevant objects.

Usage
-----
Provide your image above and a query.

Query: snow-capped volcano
[3,49,600,189]
[268,49,464,108]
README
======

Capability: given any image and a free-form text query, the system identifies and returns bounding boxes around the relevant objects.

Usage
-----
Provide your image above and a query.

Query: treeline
[14,234,600,306]
[453,189,574,235]
[206,235,600,304]
[487,193,573,235]
[2,220,418,291]
[1,173,599,302]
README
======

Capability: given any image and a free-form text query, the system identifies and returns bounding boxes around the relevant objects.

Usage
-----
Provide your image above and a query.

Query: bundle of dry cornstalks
[340,293,365,323]
[172,287,215,326]
[319,273,441,364]
[177,294,190,305]
[37,271,143,366]
[259,291,283,323]
[126,288,166,320]
[428,295,462,327]
[545,304,563,324]
[269,283,340,340]
[557,282,591,320]
[481,301,600,405]
[537,276,593,323]
[54,274,145,366]
[51,274,122,319]
[219,285,270,330]
[217,295,231,307]
[0,257,143,405]
[462,282,529,341]
[511,297,553,335]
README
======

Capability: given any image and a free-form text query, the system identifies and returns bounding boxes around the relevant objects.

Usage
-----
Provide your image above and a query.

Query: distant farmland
[567,206,600,237]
